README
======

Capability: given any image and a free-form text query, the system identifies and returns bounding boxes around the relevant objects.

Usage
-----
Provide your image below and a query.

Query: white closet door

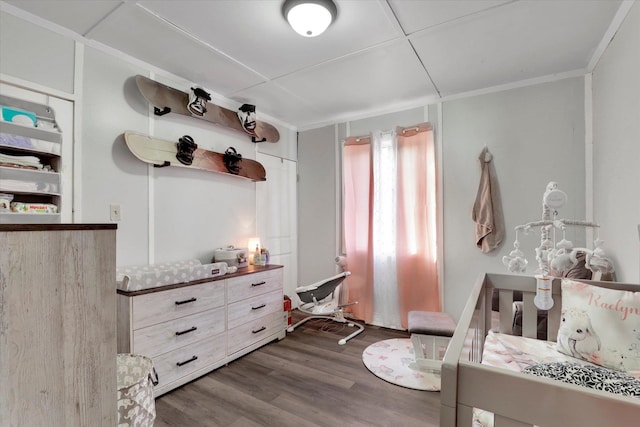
[256,153,298,299]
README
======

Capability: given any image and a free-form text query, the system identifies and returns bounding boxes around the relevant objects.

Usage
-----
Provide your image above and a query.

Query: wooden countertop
[0,223,117,231]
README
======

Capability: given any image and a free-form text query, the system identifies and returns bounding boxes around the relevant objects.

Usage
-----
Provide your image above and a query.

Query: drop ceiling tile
[2,0,628,129]
[412,0,622,96]
[138,0,403,79]
[389,0,512,34]
[5,0,123,36]
[230,81,324,127]
[86,3,264,95]
[275,40,438,126]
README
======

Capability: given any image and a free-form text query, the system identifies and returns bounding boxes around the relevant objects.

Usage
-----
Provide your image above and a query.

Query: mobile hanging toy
[502,182,614,309]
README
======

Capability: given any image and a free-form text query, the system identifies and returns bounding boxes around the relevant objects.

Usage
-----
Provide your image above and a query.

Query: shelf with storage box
[117,264,285,397]
[0,95,63,224]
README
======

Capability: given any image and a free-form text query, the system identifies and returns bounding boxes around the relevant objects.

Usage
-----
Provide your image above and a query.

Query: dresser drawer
[133,307,225,357]
[227,310,283,355]
[227,289,282,330]
[152,334,226,390]
[132,280,225,329]
[227,268,283,303]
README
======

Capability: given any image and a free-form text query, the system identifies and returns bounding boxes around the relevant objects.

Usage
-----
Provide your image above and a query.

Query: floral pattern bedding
[473,332,639,427]
[473,332,590,427]
[481,331,594,372]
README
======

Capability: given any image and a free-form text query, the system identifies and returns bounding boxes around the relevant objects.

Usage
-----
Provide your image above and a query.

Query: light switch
[110,204,121,221]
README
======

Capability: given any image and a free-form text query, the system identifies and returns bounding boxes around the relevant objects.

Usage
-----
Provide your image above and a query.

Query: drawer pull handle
[175,326,198,336]
[252,326,266,334]
[251,281,266,287]
[175,297,197,305]
[251,304,266,310]
[176,355,198,367]
[149,367,159,386]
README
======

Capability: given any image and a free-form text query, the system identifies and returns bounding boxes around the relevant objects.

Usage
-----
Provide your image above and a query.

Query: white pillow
[557,279,640,377]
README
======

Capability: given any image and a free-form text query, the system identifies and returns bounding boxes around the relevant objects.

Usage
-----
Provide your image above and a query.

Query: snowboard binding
[136,75,280,143]
[223,147,243,175]
[237,104,257,134]
[176,135,198,165]
[188,87,211,117]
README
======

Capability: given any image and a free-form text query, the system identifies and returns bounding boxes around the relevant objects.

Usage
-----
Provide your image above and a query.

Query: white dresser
[117,265,285,396]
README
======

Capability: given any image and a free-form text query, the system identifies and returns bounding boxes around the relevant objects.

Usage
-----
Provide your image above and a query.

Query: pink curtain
[396,124,440,327]
[343,124,439,328]
[343,137,374,323]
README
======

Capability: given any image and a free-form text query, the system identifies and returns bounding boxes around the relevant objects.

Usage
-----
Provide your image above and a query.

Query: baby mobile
[502,181,614,309]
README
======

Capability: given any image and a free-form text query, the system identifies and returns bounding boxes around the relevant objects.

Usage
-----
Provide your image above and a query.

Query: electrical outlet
[110,204,121,221]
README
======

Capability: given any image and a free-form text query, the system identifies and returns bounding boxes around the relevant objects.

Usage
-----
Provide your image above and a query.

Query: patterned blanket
[473,332,639,427]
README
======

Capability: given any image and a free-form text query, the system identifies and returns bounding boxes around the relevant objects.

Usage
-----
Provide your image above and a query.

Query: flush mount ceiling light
[282,0,337,37]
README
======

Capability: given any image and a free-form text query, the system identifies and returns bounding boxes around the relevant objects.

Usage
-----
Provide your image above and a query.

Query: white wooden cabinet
[226,268,285,356]
[131,280,225,329]
[0,224,117,427]
[227,290,283,330]
[256,153,298,302]
[117,265,285,396]
[134,308,225,357]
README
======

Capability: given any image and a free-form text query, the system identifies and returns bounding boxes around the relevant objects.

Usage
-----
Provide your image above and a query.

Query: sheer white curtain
[343,123,439,329]
[371,130,402,328]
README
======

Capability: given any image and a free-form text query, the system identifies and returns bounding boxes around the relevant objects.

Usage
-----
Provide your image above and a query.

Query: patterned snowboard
[135,75,280,143]
[123,132,266,182]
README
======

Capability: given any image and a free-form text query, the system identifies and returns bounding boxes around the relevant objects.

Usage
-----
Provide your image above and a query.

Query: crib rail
[490,273,563,340]
[441,273,640,427]
[441,273,486,426]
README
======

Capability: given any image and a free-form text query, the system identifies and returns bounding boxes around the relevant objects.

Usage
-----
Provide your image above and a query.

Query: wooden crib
[440,273,640,427]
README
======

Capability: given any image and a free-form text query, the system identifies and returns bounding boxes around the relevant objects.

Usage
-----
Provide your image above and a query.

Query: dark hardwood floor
[154,311,441,427]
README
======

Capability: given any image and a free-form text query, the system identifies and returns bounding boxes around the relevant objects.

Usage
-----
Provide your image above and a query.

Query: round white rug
[362,338,441,391]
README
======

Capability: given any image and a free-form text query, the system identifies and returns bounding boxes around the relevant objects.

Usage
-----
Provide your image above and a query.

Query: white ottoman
[408,311,456,372]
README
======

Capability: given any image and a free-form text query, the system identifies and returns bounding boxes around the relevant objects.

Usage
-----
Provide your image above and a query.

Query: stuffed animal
[557,308,601,360]
[549,238,576,272]
[502,241,528,273]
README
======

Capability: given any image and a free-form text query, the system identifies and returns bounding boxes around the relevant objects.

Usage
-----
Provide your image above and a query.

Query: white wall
[346,107,426,137]
[0,11,74,93]
[297,125,338,286]
[1,11,298,289]
[80,48,297,268]
[81,47,150,264]
[296,4,640,321]
[297,106,428,287]
[298,77,587,320]
[442,78,586,318]
[5,2,639,324]
[592,1,640,283]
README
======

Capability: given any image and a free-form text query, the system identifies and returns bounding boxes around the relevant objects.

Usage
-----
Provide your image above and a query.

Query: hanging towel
[472,147,505,253]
